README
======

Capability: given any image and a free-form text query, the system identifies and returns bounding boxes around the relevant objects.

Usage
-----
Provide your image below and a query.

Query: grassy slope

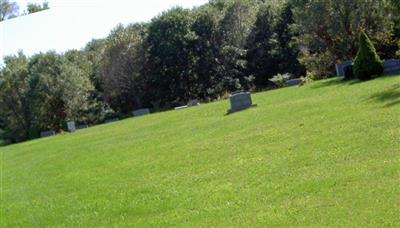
[1,76,400,227]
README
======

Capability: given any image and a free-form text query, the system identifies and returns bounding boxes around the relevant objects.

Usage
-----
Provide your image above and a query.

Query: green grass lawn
[1,75,400,227]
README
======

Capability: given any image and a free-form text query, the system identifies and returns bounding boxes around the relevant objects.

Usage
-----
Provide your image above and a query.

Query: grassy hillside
[1,75,399,227]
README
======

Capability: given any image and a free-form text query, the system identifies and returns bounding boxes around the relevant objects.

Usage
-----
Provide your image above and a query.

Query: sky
[0,0,209,65]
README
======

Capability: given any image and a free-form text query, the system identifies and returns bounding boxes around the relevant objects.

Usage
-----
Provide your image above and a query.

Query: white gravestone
[67,121,76,132]
[174,105,188,110]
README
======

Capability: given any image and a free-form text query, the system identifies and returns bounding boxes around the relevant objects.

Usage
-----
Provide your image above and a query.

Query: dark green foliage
[0,52,32,142]
[99,24,148,114]
[190,9,221,99]
[146,7,196,107]
[291,0,395,78]
[274,3,305,77]
[245,5,277,88]
[353,32,383,80]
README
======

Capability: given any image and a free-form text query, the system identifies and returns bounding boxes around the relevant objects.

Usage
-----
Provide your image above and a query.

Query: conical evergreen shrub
[353,31,383,80]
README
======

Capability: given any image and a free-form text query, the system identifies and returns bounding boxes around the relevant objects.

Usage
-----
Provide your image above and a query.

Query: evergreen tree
[275,3,304,77]
[245,5,277,88]
[353,31,383,80]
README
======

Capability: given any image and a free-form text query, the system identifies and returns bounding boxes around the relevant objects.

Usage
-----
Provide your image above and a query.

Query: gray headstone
[76,124,88,130]
[335,60,353,77]
[174,105,188,110]
[227,91,253,114]
[383,59,400,75]
[287,78,302,87]
[67,121,76,132]
[132,108,150,117]
[188,99,200,106]
[40,130,55,138]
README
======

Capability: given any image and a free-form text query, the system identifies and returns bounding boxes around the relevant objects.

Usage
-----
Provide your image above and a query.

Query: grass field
[1,75,399,227]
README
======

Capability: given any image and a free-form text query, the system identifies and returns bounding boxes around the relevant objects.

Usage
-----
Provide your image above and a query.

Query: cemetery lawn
[1,75,400,227]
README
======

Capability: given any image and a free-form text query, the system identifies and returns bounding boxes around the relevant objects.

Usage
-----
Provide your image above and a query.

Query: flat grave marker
[76,124,88,130]
[40,130,55,138]
[287,79,302,87]
[133,108,150,117]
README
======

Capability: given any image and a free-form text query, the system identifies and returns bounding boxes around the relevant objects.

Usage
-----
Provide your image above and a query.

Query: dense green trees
[0,53,32,141]
[146,8,196,107]
[291,0,396,79]
[1,0,399,144]
[245,5,277,87]
[100,24,148,113]
[0,52,95,142]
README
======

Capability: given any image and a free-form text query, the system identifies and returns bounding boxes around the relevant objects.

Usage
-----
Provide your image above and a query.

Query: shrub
[299,50,336,80]
[353,31,383,80]
[269,73,291,87]
[397,40,400,58]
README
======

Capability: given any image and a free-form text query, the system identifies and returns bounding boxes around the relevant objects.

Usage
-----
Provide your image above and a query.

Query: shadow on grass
[311,74,400,89]
[368,83,400,108]
[311,78,349,89]
[310,77,375,89]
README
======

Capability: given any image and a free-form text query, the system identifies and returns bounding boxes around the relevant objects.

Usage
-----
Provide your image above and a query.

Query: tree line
[1,0,399,144]
[0,0,49,21]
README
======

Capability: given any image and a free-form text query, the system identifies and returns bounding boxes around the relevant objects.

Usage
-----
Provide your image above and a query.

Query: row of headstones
[44,89,311,137]
[40,99,202,138]
[40,123,89,137]
[336,59,400,78]
[42,91,273,137]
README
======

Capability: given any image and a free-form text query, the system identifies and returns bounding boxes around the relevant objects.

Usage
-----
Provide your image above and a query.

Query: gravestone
[286,78,302,87]
[40,130,55,138]
[105,118,119,123]
[133,108,150,117]
[188,99,200,106]
[335,60,353,77]
[383,59,400,75]
[343,65,354,80]
[174,105,188,110]
[76,124,88,130]
[227,91,255,114]
[67,121,76,132]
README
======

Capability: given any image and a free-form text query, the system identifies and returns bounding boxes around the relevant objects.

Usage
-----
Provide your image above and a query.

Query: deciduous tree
[0,0,18,21]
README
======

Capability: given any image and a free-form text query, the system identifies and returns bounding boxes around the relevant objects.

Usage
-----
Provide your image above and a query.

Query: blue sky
[0,0,208,65]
